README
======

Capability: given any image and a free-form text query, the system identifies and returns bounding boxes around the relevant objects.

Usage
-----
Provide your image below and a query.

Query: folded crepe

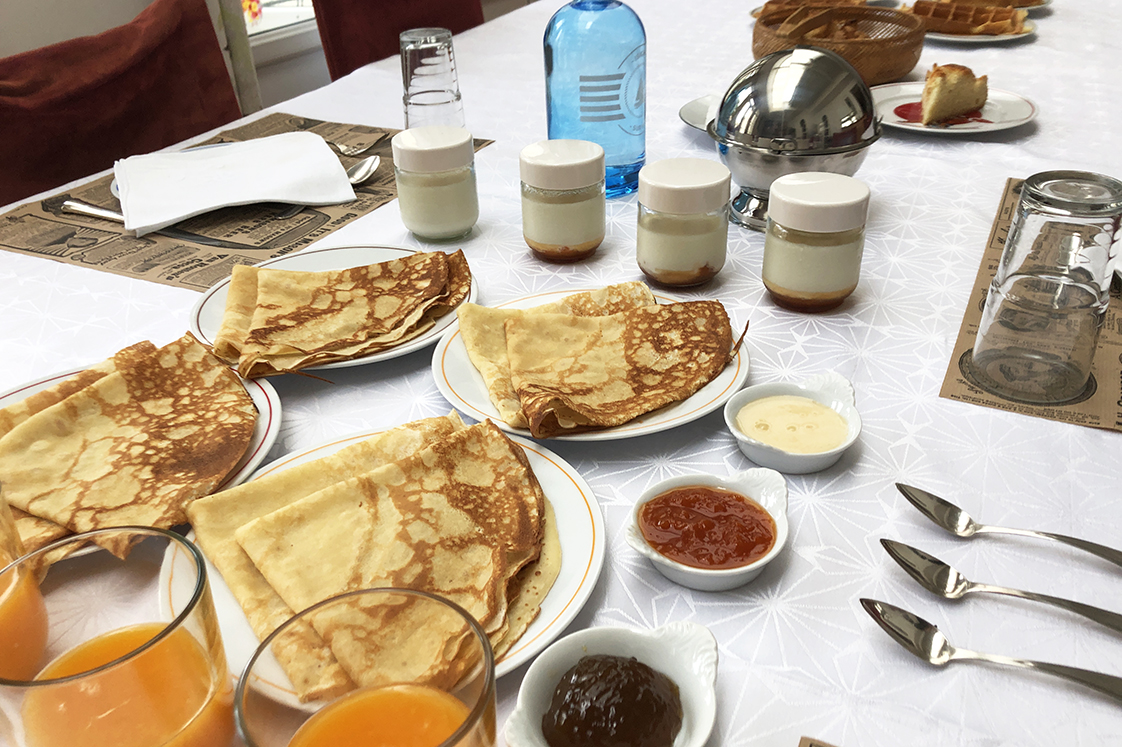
[0,341,160,554]
[215,249,471,378]
[458,281,657,428]
[506,300,734,438]
[0,333,257,557]
[234,421,551,692]
[187,413,467,701]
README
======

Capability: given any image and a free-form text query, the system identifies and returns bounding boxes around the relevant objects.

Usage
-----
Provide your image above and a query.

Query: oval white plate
[926,20,1036,43]
[160,427,605,692]
[189,244,478,371]
[872,82,1038,134]
[432,290,751,442]
[679,94,720,132]
[0,366,280,492]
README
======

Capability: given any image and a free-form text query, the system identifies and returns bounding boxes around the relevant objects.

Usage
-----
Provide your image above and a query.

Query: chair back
[312,0,484,81]
[0,0,243,206]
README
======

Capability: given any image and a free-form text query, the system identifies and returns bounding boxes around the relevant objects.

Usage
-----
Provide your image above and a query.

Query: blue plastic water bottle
[544,0,646,197]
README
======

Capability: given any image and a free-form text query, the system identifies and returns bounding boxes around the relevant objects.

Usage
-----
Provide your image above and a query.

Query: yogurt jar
[520,139,606,262]
[636,158,731,286]
[762,172,870,312]
[392,126,479,240]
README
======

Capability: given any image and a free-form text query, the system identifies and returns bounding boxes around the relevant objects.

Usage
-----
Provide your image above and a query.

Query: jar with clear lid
[391,125,479,240]
[520,139,606,262]
[635,158,731,286]
[762,172,870,312]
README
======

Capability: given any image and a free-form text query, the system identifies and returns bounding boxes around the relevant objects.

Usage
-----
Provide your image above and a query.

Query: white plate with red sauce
[872,82,1038,134]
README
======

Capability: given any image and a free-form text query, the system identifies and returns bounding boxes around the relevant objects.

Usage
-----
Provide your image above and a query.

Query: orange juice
[22,622,234,747]
[0,567,48,680]
[289,684,473,747]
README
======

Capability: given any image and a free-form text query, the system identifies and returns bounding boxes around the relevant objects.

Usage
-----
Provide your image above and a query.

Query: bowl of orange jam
[723,370,861,474]
[626,469,788,591]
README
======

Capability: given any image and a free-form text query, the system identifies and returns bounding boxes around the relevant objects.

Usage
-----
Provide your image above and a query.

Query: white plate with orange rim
[872,82,1038,133]
[926,20,1036,43]
[0,366,281,492]
[159,427,605,695]
[432,289,751,442]
[189,244,479,371]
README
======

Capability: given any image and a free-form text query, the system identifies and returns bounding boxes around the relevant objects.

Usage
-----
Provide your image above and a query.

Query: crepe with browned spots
[0,333,257,557]
[457,282,657,428]
[506,300,734,438]
[235,421,551,691]
[214,250,471,377]
[0,341,160,553]
[187,412,467,701]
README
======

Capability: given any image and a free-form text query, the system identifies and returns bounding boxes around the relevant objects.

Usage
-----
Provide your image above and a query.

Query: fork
[324,132,390,157]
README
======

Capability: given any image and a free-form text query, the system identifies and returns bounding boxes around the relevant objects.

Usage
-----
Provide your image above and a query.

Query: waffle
[932,0,1042,7]
[908,0,1027,34]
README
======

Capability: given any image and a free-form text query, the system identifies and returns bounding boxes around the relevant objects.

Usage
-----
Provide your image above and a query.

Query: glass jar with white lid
[519,139,605,262]
[762,172,870,312]
[391,125,479,240]
[636,158,731,286]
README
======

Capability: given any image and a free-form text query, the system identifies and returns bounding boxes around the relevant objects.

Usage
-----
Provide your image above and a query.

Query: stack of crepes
[457,282,738,438]
[906,0,1027,34]
[187,414,560,702]
[213,249,472,378]
[0,333,257,558]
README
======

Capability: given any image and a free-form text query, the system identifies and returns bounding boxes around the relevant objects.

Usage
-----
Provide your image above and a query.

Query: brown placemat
[940,177,1122,431]
[0,112,490,290]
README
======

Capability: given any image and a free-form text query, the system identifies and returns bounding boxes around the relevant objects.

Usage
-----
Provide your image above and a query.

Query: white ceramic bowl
[722,370,861,474]
[626,469,789,592]
[504,622,718,747]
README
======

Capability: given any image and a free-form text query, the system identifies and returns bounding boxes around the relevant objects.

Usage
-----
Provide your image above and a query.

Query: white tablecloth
[3,2,1122,745]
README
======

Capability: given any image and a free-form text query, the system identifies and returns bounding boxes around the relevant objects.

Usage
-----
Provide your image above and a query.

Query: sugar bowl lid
[708,47,881,155]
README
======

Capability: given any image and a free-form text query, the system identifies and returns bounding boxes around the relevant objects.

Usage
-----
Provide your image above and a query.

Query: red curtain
[0,0,243,206]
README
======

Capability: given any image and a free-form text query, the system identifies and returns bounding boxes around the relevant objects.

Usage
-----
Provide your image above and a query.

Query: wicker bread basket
[752,6,924,86]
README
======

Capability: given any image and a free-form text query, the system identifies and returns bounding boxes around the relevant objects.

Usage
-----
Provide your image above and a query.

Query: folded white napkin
[114,131,356,236]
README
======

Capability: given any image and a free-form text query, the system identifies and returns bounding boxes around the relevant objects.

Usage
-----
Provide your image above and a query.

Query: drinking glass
[0,526,234,747]
[236,588,496,747]
[970,170,1122,404]
[400,28,465,129]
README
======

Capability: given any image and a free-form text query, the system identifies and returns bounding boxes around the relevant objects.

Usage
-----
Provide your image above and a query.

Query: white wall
[0,0,152,55]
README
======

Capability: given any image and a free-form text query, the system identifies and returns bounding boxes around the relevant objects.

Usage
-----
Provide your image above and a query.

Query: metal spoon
[345,155,380,185]
[880,539,1122,634]
[860,598,1122,703]
[896,483,1122,571]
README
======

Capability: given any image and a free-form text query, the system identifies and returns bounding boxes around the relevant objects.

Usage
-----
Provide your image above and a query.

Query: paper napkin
[114,131,356,236]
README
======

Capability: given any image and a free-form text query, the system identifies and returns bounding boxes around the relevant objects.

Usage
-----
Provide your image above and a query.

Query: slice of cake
[920,63,988,125]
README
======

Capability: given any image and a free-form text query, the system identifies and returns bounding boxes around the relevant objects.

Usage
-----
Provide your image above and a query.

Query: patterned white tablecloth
[3,2,1121,745]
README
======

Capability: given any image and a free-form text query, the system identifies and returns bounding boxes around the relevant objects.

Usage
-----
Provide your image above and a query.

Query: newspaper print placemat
[0,113,490,291]
[940,178,1122,432]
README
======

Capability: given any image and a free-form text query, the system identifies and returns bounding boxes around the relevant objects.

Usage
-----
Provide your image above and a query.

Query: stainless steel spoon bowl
[895,483,1122,570]
[880,539,1122,634]
[345,155,381,185]
[861,598,1122,703]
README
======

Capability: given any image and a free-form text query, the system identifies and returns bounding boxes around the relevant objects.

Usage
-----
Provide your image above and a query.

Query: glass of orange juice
[236,588,497,747]
[0,526,235,747]
[0,488,48,683]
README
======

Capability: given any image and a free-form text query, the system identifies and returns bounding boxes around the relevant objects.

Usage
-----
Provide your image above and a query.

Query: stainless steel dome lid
[708,46,881,156]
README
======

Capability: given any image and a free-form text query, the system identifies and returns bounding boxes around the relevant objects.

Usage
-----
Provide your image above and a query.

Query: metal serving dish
[707,46,881,229]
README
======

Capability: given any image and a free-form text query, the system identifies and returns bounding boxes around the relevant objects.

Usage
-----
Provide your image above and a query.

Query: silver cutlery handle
[976,583,1122,634]
[60,199,124,223]
[977,525,1122,571]
[958,649,1122,703]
